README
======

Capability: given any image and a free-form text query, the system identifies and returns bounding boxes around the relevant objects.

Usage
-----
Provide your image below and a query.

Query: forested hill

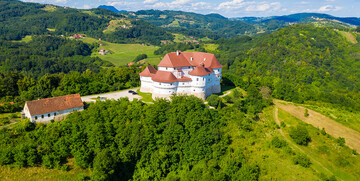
[217,25,360,110]
[124,10,256,39]
[0,0,173,45]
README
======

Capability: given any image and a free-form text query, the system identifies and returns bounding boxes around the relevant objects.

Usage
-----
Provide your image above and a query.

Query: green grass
[103,19,131,34]
[136,89,153,103]
[338,31,358,44]
[278,108,360,180]
[0,158,91,181]
[0,112,21,126]
[42,5,57,12]
[12,35,32,43]
[81,37,161,66]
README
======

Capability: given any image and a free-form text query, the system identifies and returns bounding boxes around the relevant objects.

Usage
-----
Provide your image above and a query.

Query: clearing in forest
[81,37,160,66]
[338,31,358,44]
[274,100,360,153]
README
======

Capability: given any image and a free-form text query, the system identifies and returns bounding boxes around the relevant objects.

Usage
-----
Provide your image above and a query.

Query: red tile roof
[158,51,193,68]
[189,65,213,76]
[139,65,157,77]
[25,94,83,116]
[151,71,178,83]
[151,71,192,83]
[158,51,222,69]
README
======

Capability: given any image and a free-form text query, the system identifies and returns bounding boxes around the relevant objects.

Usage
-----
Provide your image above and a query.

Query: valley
[0,0,360,180]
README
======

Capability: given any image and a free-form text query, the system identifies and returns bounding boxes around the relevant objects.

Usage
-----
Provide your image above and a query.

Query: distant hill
[0,0,173,45]
[234,13,360,26]
[123,10,257,39]
[97,5,125,13]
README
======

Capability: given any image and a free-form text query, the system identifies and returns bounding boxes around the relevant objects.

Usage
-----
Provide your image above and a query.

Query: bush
[320,128,326,135]
[289,125,311,146]
[271,136,287,148]
[336,137,345,147]
[133,54,147,62]
[304,109,309,117]
[206,94,220,107]
[293,154,311,168]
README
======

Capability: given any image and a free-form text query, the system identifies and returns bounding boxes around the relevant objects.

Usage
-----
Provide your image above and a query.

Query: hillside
[0,0,173,45]
[217,25,360,110]
[124,10,257,39]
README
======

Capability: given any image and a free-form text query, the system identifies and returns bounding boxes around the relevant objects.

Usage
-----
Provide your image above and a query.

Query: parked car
[132,92,138,95]
[128,90,134,93]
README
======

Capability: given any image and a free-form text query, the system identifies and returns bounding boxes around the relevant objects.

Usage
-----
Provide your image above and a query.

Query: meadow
[81,37,161,66]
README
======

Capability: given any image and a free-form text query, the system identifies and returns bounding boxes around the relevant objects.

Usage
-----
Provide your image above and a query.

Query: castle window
[197,78,199,81]
[41,115,44,118]
[48,114,50,117]
[183,83,184,85]
[54,113,56,116]
[35,116,38,120]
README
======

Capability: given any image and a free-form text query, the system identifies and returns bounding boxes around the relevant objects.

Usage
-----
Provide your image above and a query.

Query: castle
[139,51,222,100]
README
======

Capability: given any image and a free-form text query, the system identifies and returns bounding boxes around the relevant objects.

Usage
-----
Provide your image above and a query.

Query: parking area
[81,88,141,103]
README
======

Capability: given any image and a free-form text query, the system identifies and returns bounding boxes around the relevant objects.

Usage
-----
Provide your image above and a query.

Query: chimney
[190,57,193,61]
[176,50,179,56]
[204,58,206,61]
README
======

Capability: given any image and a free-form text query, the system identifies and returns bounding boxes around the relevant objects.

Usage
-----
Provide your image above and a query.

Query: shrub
[133,54,147,62]
[336,137,345,147]
[206,94,220,107]
[320,128,326,135]
[271,136,287,148]
[293,154,311,168]
[289,125,311,146]
[304,109,309,117]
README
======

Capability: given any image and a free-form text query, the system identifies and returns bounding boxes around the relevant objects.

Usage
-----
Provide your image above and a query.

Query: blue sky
[22,0,360,18]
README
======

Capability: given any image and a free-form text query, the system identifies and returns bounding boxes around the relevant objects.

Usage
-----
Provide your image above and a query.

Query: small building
[23,94,84,123]
[99,49,106,55]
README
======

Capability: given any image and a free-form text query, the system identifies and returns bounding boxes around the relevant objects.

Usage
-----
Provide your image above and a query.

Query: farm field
[81,37,161,66]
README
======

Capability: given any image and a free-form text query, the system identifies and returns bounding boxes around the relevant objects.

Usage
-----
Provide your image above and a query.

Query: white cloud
[54,0,68,3]
[143,0,158,4]
[82,4,91,9]
[245,2,280,12]
[217,0,281,12]
[299,1,310,5]
[325,0,335,2]
[318,5,342,12]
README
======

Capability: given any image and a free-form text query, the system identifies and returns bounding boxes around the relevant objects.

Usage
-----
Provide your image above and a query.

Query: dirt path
[274,107,336,178]
[81,88,141,102]
[274,100,360,153]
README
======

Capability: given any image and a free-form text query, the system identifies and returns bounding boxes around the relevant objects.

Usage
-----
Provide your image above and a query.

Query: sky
[22,0,360,18]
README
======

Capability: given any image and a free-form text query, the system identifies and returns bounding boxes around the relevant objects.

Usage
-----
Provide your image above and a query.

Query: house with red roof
[139,50,222,100]
[23,94,84,123]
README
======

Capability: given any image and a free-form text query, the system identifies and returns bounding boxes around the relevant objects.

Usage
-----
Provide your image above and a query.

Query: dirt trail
[274,100,360,153]
[274,107,336,178]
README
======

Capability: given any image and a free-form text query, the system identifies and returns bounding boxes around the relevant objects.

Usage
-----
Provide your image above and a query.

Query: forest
[216,25,360,110]
[0,35,140,106]
[0,0,173,45]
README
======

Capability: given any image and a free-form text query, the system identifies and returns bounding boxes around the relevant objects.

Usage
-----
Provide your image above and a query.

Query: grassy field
[338,31,358,44]
[81,37,161,66]
[136,89,154,103]
[277,107,360,180]
[0,158,91,181]
[0,112,21,127]
[103,19,131,34]
[12,36,32,43]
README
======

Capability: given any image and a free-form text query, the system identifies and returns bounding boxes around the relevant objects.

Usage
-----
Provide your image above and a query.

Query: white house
[139,51,222,100]
[23,94,84,123]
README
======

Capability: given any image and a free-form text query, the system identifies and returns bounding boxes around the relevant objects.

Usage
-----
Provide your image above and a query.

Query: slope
[0,0,173,45]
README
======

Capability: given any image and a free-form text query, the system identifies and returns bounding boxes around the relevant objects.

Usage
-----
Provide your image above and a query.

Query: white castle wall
[141,68,222,101]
